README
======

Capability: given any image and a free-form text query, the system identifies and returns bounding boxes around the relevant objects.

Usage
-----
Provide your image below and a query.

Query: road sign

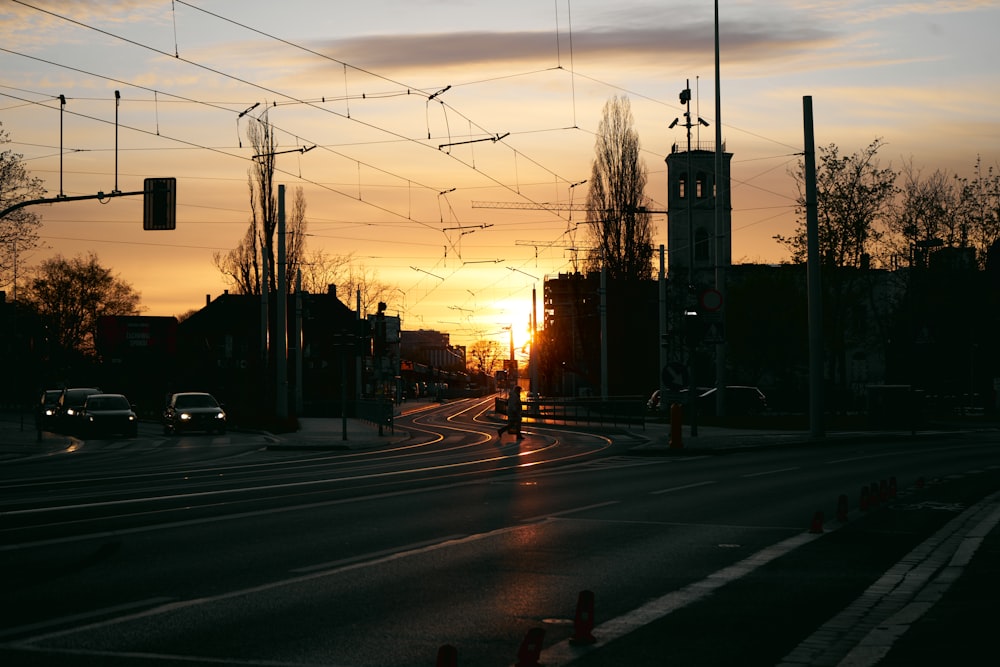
[700,288,723,312]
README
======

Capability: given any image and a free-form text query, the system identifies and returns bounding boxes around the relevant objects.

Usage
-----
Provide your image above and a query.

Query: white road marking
[650,480,718,495]
[778,490,1000,667]
[541,530,824,665]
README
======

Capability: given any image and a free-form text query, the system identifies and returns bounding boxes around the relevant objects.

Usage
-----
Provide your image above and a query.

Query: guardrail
[496,396,646,429]
[356,398,394,434]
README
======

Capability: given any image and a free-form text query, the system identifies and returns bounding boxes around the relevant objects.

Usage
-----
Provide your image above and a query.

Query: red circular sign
[700,289,723,312]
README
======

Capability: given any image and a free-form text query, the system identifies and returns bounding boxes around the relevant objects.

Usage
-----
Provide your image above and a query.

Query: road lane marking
[290,534,466,574]
[541,529,822,666]
[650,480,718,495]
[742,466,800,478]
[778,490,1000,667]
[0,597,173,641]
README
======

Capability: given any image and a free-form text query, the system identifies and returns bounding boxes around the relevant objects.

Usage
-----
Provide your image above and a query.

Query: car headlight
[215,412,226,420]
[66,408,77,416]
[128,415,136,422]
[180,413,192,420]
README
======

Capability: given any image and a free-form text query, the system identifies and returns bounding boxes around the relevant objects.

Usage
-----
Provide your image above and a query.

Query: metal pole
[600,264,608,400]
[685,79,698,437]
[803,96,824,439]
[276,185,288,420]
[114,90,120,193]
[659,244,668,416]
[713,0,727,418]
[59,94,65,198]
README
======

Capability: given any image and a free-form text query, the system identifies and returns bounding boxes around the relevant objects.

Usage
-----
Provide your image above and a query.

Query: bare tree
[781,139,898,409]
[468,339,504,375]
[583,96,654,280]
[0,122,46,295]
[214,112,306,294]
[954,156,1000,268]
[24,252,143,355]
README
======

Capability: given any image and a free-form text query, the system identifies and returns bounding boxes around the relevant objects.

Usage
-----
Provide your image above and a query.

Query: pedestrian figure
[498,385,523,440]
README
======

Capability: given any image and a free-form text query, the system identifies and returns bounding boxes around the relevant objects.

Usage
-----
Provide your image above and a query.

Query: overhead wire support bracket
[252,144,315,161]
[438,132,509,151]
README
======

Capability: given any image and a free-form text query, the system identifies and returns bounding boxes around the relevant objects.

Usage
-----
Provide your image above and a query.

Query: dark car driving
[163,392,227,435]
[79,393,138,438]
[36,388,63,432]
[56,387,103,435]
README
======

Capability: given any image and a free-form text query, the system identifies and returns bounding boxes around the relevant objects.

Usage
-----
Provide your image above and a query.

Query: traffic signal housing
[143,177,176,230]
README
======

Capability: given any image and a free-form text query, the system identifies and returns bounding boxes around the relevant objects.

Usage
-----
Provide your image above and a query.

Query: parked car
[80,393,138,438]
[163,392,227,435]
[692,385,768,417]
[35,388,63,432]
[56,387,103,434]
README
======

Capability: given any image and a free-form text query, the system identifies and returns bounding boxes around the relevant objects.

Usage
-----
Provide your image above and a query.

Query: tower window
[678,173,687,199]
[696,172,707,198]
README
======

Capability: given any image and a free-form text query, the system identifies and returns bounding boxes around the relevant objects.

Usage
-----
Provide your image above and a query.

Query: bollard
[809,510,824,534]
[669,402,684,449]
[436,645,458,667]
[869,482,880,508]
[879,479,888,502]
[515,627,546,667]
[571,590,597,645]
[837,494,849,522]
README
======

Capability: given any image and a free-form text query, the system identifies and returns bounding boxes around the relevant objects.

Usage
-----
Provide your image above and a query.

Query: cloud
[304,20,838,74]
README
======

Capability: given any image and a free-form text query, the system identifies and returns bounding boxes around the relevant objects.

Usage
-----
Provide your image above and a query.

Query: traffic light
[143,177,176,230]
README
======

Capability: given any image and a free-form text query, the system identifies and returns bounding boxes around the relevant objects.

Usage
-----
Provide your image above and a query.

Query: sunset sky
[2,0,998,349]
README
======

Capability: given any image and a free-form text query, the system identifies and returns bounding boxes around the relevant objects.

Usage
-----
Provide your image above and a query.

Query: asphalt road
[1,400,998,665]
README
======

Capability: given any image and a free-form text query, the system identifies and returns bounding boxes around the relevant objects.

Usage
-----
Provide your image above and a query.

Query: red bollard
[669,403,684,449]
[809,510,825,534]
[436,644,458,667]
[571,590,597,645]
[515,627,546,667]
[837,494,849,522]
[869,482,880,508]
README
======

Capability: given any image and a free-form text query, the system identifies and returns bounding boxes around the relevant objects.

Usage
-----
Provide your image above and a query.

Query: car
[79,393,138,438]
[692,385,768,417]
[56,387,103,434]
[35,388,63,432]
[163,392,227,435]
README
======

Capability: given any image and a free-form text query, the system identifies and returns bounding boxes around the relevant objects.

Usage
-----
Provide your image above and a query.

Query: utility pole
[276,184,288,421]
[713,0,728,418]
[803,96,824,439]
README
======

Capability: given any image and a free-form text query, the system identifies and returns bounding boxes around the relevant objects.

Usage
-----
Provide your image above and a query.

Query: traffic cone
[570,590,597,645]
[809,510,824,534]
[888,476,898,499]
[837,494,849,522]
[515,627,545,667]
[436,644,458,667]
[860,485,870,511]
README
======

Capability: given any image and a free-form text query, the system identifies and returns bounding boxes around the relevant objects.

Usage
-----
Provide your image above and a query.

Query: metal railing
[496,395,646,429]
